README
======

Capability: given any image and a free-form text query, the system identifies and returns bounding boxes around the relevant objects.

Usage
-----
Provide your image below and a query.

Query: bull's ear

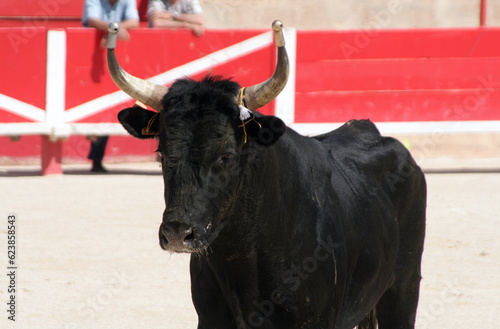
[118,106,159,139]
[243,115,287,146]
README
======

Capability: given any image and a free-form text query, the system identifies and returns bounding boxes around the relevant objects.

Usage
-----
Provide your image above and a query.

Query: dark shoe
[91,161,108,173]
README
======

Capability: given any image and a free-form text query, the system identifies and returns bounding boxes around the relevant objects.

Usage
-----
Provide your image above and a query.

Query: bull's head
[108,21,289,253]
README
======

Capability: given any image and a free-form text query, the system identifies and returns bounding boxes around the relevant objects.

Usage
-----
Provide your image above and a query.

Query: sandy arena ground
[0,161,499,328]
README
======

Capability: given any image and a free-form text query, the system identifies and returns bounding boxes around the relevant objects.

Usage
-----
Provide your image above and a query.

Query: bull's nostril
[184,230,195,242]
[159,227,169,250]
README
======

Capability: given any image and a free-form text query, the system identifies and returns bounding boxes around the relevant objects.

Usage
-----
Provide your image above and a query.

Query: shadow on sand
[0,168,162,177]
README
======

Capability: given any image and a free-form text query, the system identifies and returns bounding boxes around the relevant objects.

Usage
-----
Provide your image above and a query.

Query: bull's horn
[242,20,289,111]
[106,22,169,112]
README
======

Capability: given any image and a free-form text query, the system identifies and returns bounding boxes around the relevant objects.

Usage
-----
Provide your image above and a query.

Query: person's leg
[88,136,109,172]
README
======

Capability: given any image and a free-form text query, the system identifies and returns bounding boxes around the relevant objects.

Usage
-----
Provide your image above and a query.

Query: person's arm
[174,12,203,26]
[150,15,204,36]
[121,0,140,29]
[120,18,140,30]
[87,17,113,32]
[148,9,174,25]
[149,10,204,36]
[88,17,139,40]
[85,0,139,37]
[172,0,204,27]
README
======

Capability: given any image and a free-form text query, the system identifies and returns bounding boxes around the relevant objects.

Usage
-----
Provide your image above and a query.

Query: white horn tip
[272,20,283,32]
[108,22,120,34]
[107,22,120,49]
[272,20,285,48]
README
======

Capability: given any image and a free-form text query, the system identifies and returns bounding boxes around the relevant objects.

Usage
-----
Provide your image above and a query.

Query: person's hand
[100,34,108,48]
[117,28,130,40]
[189,24,204,37]
[99,28,131,48]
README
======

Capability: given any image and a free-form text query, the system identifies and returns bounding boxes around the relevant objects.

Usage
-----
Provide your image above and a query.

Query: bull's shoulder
[313,119,403,159]
[314,119,423,193]
[313,119,381,143]
[313,119,391,157]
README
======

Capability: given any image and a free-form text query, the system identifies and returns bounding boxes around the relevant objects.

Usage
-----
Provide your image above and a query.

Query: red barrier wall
[295,28,500,123]
[65,28,274,119]
[0,0,84,17]
[2,26,500,166]
[0,27,275,164]
[0,28,47,121]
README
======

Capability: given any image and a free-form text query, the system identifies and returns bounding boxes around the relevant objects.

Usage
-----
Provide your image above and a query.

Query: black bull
[117,76,427,329]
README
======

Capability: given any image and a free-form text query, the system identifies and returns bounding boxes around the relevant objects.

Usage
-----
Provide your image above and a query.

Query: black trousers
[88,136,108,162]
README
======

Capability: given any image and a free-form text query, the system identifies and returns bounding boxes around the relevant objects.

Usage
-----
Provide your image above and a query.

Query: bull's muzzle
[159,222,196,252]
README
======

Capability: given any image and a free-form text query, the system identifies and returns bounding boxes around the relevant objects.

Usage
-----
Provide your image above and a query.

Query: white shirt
[82,0,139,26]
[147,0,203,16]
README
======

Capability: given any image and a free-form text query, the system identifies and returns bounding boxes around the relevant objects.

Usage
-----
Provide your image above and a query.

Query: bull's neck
[200,131,328,320]
[213,129,322,253]
[254,129,320,208]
